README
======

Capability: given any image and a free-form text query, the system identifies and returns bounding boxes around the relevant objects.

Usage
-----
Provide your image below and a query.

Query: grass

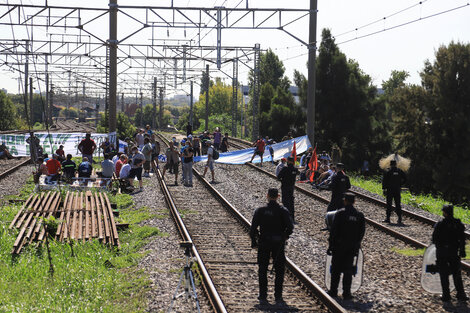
[392,246,470,260]
[350,174,470,224]
[0,191,166,312]
[392,247,426,257]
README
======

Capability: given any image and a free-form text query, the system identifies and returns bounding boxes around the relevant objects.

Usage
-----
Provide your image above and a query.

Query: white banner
[193,135,312,164]
[0,132,112,157]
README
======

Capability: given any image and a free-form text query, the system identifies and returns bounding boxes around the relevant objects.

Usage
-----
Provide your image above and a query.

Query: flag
[308,147,318,182]
[291,141,297,163]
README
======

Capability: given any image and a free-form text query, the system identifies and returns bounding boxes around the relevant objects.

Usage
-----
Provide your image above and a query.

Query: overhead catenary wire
[332,0,430,39]
[277,1,470,63]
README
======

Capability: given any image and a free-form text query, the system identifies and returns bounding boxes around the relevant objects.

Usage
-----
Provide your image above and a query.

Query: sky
[0,0,469,97]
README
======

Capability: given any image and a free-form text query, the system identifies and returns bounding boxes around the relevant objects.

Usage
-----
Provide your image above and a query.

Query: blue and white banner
[193,135,311,164]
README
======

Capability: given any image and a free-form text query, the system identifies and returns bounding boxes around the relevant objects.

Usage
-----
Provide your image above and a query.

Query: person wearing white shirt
[276,158,287,176]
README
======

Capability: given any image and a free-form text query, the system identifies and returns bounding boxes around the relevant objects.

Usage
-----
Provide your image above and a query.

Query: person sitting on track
[78,157,93,178]
[61,154,76,180]
[0,142,13,159]
[98,153,114,179]
[45,154,61,182]
[115,154,127,178]
[33,157,49,184]
[55,145,66,162]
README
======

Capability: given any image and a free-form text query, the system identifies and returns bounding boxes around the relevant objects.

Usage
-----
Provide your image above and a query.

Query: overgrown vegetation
[0,191,165,312]
[350,174,470,224]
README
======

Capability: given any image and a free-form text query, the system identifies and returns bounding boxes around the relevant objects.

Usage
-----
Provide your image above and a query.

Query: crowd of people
[19,126,468,305]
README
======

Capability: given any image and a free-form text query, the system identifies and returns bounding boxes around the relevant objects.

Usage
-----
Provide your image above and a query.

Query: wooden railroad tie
[9,191,121,255]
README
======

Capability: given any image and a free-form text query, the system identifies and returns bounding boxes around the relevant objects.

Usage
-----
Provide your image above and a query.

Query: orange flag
[291,141,297,163]
[308,147,318,182]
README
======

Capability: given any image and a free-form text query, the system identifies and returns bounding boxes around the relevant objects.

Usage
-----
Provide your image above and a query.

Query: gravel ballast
[193,162,470,312]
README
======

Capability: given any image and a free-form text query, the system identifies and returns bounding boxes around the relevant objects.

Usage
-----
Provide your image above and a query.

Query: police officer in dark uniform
[382,159,406,224]
[277,156,299,222]
[327,163,351,212]
[432,205,468,302]
[250,188,294,304]
[327,193,365,300]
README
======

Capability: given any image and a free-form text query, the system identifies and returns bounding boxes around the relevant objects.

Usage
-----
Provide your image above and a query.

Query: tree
[0,91,19,130]
[315,28,379,167]
[389,85,435,193]
[421,42,470,203]
[293,70,308,109]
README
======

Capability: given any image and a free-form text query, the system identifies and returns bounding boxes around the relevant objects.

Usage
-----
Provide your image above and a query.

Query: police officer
[327,163,351,212]
[327,193,365,300]
[277,156,299,222]
[250,188,294,304]
[432,205,468,302]
[382,159,406,224]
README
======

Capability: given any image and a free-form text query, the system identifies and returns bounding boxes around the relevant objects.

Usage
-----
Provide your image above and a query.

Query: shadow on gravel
[254,302,299,312]
[338,299,374,312]
[442,301,469,312]
[391,223,410,228]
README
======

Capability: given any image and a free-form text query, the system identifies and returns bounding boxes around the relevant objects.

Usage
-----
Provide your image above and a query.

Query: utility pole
[29,77,33,125]
[24,40,30,128]
[252,43,261,141]
[158,87,164,130]
[152,77,157,129]
[108,0,118,136]
[231,58,238,137]
[189,80,194,128]
[205,64,209,131]
[139,89,143,127]
[307,0,318,146]
[45,74,49,128]
[121,93,124,113]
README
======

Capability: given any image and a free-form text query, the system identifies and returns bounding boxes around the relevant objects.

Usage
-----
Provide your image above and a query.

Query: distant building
[1,88,7,94]
[241,85,300,104]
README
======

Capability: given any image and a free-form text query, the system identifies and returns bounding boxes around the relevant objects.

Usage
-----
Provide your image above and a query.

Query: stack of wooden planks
[9,191,120,254]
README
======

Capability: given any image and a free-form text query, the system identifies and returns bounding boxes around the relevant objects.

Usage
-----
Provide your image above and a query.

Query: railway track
[0,157,31,180]
[155,133,346,313]
[246,162,470,272]
[227,137,470,243]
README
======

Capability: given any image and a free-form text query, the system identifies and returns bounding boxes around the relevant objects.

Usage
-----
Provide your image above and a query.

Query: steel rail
[226,137,470,240]
[347,189,470,240]
[246,162,470,272]
[156,133,348,313]
[151,159,227,313]
[0,158,31,180]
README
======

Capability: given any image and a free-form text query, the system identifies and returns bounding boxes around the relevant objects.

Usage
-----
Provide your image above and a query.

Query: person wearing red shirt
[55,145,65,162]
[249,136,266,166]
[46,154,61,181]
[115,154,127,177]
[78,133,97,163]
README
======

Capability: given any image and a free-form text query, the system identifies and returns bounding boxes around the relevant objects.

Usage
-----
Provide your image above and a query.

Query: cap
[442,204,453,215]
[336,162,345,169]
[281,157,287,162]
[343,192,355,202]
[268,188,279,198]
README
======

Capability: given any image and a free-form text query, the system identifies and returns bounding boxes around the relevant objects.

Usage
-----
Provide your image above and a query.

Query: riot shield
[421,244,455,294]
[325,248,364,294]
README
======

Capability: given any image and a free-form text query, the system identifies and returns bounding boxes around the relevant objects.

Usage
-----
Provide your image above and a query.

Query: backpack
[212,148,220,160]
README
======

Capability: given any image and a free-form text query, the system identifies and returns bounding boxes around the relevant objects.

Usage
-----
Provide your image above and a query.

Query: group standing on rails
[21,126,468,307]
[251,146,468,306]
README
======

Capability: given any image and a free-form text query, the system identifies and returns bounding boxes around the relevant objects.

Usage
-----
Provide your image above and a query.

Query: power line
[333,0,430,39]
[337,2,470,45]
